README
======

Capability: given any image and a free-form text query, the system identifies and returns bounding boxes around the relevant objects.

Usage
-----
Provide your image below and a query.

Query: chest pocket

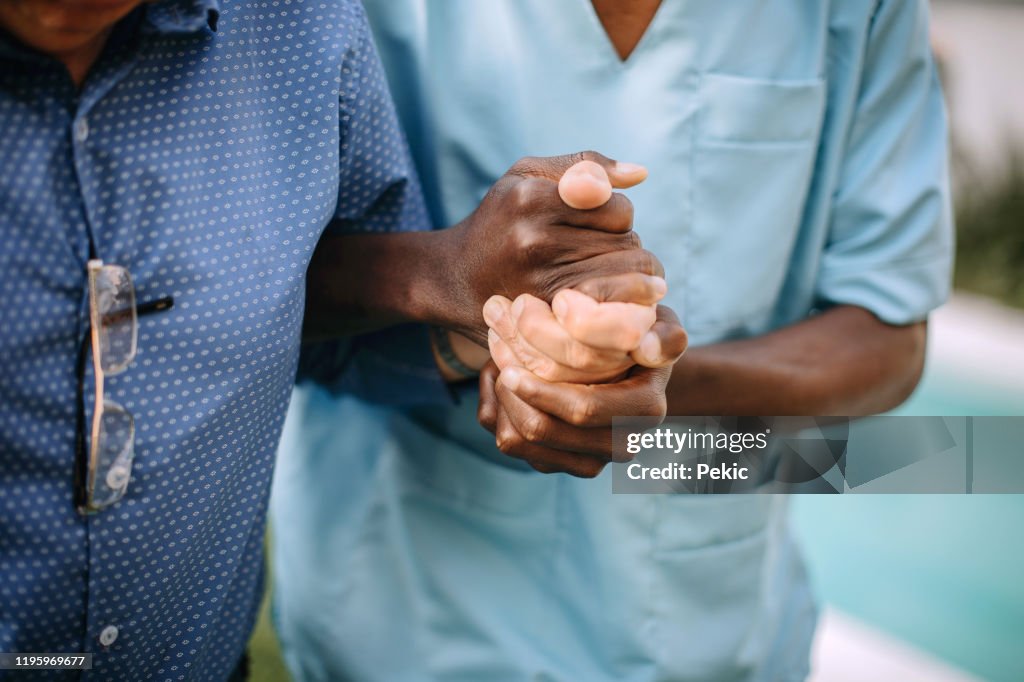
[686,73,826,337]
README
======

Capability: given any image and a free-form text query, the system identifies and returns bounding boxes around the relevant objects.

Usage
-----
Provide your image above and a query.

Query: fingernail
[482,297,503,327]
[502,366,522,392]
[615,162,647,176]
[573,160,608,182]
[649,276,668,298]
[552,293,568,320]
[511,296,526,320]
[479,405,494,423]
[638,331,661,365]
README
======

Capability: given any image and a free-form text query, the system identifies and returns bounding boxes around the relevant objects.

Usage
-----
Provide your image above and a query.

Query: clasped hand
[477,160,688,477]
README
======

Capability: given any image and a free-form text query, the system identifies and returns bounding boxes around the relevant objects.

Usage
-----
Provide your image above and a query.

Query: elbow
[880,320,929,412]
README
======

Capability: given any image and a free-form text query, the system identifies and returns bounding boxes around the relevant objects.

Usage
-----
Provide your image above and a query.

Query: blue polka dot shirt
[0,1,430,679]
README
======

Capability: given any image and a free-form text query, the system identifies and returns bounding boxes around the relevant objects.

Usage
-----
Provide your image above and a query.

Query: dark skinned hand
[436,151,665,344]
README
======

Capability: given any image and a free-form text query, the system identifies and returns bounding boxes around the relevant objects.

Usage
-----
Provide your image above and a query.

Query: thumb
[558,161,613,210]
[510,150,647,192]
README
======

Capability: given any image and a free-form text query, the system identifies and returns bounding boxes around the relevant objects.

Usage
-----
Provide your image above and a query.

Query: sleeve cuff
[815,256,952,325]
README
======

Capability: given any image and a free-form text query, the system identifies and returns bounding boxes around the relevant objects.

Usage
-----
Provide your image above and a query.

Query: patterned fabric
[0,1,428,679]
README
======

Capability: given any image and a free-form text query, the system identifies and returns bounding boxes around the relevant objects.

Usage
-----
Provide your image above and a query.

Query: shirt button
[98,625,119,647]
[74,118,89,143]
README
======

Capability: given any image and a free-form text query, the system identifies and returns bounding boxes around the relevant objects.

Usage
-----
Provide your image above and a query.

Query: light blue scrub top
[271,1,953,680]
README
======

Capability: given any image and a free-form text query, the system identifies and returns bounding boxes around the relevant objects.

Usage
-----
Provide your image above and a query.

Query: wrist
[394,230,446,324]
[431,327,489,381]
[408,223,487,342]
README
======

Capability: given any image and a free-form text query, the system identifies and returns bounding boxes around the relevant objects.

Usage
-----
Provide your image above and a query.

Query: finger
[510,151,648,190]
[477,360,501,433]
[514,179,636,234]
[488,328,534,373]
[630,305,689,368]
[551,289,657,352]
[558,161,612,210]
[564,249,666,283]
[572,273,667,306]
[491,322,629,383]
[486,292,626,376]
[507,294,634,373]
[492,400,609,478]
[501,365,669,435]
[482,295,518,346]
[495,377,614,459]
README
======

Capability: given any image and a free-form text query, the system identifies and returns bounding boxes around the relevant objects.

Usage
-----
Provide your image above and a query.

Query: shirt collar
[144,0,220,35]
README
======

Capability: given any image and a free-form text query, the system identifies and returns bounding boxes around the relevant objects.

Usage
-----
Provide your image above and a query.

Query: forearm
[302,229,467,342]
[303,153,656,344]
[666,306,927,416]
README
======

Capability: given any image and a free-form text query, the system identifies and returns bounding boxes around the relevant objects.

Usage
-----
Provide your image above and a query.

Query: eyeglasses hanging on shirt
[74,259,173,515]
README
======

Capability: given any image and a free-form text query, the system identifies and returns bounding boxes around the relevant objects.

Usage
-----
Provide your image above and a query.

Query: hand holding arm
[303,152,660,345]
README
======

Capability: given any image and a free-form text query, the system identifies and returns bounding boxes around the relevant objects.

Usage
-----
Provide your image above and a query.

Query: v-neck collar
[578,0,670,67]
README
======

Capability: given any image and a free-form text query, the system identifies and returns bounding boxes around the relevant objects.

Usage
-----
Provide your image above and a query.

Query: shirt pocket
[686,73,826,336]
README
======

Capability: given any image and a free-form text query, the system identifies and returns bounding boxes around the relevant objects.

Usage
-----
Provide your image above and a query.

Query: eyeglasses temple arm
[138,296,174,317]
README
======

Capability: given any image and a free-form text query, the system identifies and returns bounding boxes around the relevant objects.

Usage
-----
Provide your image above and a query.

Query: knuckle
[509,155,542,177]
[524,352,557,378]
[624,230,642,250]
[634,250,660,276]
[508,177,544,210]
[569,392,597,427]
[590,280,613,302]
[649,394,668,420]
[601,194,634,233]
[517,308,546,338]
[495,426,522,455]
[529,355,559,382]
[482,176,515,204]
[567,344,605,373]
[565,344,591,371]
[558,305,584,334]
[521,412,548,443]
[512,222,550,262]
[477,408,496,433]
[615,192,635,217]
[671,326,689,358]
[568,279,593,298]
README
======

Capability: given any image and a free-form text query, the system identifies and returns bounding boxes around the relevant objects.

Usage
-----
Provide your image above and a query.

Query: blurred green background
[250,558,288,682]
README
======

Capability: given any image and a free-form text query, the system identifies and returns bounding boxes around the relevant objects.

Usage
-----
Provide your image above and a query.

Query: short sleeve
[816,0,954,325]
[326,1,428,235]
[298,3,448,404]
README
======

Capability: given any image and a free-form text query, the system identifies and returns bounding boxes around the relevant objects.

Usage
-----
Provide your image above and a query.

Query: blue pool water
[791,369,1024,681]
